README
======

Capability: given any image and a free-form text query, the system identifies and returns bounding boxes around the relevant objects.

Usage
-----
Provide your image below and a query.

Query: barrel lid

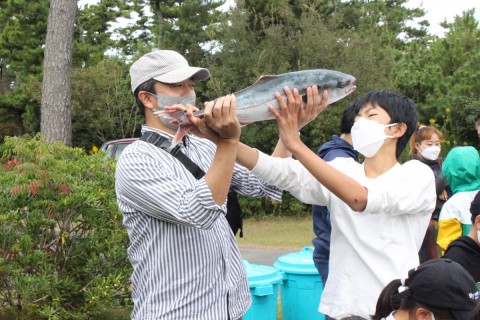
[273,246,318,274]
[243,260,283,287]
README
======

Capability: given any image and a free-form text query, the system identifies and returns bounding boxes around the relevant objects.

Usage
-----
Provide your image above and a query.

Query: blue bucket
[243,260,283,320]
[274,246,324,320]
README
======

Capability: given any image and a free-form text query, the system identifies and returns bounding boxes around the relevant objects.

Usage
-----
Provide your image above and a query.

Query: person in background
[443,190,480,282]
[409,125,450,262]
[437,146,480,254]
[475,119,480,142]
[371,258,479,320]
[311,103,359,285]
[115,49,326,320]
[235,90,436,319]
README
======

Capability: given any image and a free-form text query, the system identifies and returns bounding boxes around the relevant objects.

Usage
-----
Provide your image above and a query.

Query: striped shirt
[115,126,282,320]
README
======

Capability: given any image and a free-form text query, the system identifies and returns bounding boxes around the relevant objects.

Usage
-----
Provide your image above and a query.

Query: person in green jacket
[437,146,480,253]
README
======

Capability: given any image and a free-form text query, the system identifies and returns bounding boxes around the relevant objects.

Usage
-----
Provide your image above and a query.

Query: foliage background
[0,135,131,318]
[0,0,479,317]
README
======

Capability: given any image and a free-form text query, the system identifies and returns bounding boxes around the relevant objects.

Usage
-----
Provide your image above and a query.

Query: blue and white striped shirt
[115,126,282,320]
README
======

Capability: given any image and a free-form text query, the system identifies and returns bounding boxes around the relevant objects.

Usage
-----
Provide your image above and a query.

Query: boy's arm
[266,90,368,211]
[283,142,368,211]
[236,88,367,211]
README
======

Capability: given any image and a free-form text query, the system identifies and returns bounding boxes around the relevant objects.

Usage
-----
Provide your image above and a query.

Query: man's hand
[187,95,241,144]
[203,94,241,142]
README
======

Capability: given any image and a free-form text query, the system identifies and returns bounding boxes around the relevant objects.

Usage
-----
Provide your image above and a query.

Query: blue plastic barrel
[243,260,283,320]
[274,246,324,320]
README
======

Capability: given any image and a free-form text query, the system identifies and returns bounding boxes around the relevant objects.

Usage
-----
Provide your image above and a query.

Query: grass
[235,215,314,249]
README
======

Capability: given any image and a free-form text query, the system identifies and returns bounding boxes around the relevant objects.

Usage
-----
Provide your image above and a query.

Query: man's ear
[474,214,480,230]
[138,91,156,110]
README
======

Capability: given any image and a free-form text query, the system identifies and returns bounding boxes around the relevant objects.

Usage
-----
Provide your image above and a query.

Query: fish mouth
[347,78,357,94]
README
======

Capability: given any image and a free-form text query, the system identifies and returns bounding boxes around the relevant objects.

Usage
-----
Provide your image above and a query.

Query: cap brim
[153,66,210,84]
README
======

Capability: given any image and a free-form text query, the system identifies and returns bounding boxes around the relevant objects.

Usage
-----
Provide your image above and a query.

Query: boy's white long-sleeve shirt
[251,152,436,319]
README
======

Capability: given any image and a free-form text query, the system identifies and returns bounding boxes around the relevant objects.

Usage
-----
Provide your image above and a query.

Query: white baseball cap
[130,50,210,92]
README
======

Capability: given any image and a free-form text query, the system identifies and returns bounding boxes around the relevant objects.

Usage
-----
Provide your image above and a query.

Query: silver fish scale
[154,69,356,131]
[233,69,356,124]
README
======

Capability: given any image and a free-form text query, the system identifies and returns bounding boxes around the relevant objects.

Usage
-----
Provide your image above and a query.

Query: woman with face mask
[409,126,451,263]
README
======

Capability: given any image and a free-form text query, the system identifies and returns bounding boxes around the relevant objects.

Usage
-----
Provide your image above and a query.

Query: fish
[153,69,357,146]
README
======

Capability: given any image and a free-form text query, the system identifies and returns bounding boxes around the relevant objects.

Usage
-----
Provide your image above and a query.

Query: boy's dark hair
[339,103,358,134]
[354,90,418,159]
[133,79,159,116]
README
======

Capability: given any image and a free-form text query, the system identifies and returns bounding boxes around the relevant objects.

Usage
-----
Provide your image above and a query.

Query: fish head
[320,71,356,105]
[298,69,356,105]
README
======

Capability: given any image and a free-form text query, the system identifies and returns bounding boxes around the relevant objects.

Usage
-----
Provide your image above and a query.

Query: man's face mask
[351,117,397,158]
[147,92,196,131]
[419,145,441,161]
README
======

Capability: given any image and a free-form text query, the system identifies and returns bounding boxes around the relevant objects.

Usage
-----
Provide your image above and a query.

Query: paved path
[238,245,294,267]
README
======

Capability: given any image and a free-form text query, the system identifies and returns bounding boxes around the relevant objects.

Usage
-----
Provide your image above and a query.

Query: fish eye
[337,80,350,89]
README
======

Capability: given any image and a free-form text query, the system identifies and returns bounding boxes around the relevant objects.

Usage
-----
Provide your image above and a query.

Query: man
[115,50,325,320]
[443,190,480,282]
[311,104,358,285]
[236,90,436,319]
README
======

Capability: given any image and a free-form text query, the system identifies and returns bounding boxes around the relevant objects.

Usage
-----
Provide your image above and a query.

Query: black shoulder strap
[140,131,205,180]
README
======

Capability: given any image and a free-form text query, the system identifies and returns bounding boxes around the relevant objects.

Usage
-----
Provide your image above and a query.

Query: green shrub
[0,134,132,319]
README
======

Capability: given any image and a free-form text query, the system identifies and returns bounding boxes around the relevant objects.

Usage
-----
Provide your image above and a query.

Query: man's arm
[188,95,241,205]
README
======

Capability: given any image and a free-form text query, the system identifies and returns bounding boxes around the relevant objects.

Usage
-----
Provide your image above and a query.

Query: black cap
[471,191,480,215]
[391,259,478,320]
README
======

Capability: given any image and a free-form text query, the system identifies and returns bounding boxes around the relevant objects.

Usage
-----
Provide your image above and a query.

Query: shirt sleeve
[363,160,436,216]
[115,148,224,229]
[230,161,283,201]
[251,150,331,205]
[437,195,464,253]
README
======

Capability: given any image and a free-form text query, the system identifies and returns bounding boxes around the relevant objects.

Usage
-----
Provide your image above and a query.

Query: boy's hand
[297,86,328,130]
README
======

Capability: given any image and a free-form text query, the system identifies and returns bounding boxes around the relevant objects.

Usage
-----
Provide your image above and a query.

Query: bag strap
[140,131,205,180]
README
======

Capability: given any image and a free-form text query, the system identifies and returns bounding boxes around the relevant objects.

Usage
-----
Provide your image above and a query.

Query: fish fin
[233,75,279,95]
[252,75,278,85]
[171,126,190,147]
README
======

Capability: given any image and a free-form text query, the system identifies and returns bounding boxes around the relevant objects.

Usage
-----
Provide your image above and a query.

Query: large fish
[154,69,356,146]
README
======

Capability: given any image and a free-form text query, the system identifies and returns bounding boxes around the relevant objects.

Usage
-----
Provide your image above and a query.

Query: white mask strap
[385,123,397,139]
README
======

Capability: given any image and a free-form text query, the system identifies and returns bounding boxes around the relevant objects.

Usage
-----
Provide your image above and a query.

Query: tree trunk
[41,0,77,146]
[152,0,164,48]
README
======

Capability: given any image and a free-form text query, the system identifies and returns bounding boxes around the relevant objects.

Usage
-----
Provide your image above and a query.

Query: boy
[236,90,436,319]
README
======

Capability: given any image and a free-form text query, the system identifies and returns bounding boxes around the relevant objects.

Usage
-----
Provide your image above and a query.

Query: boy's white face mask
[351,117,396,158]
